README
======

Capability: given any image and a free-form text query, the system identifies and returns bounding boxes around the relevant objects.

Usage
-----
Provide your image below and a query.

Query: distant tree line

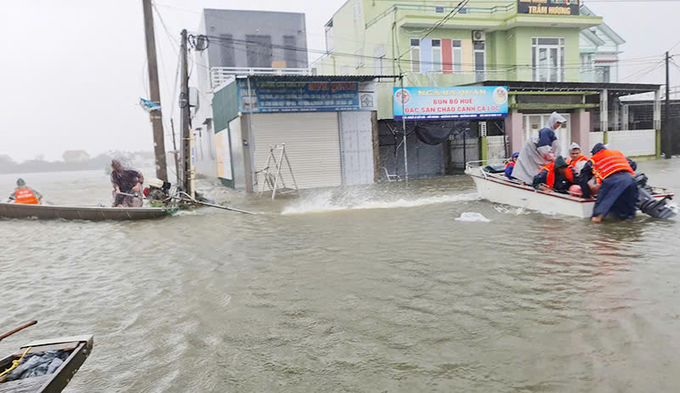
[0,151,156,174]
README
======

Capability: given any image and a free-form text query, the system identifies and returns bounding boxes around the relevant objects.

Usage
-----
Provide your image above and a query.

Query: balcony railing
[366,3,516,29]
[210,67,314,89]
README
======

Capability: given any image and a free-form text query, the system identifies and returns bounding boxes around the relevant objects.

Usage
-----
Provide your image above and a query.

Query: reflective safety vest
[14,188,39,205]
[590,149,634,181]
[567,155,588,168]
[505,161,515,169]
[540,163,574,189]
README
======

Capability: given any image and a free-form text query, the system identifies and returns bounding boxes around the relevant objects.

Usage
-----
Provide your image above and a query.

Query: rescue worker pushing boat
[512,111,566,184]
[8,178,42,205]
[578,143,638,223]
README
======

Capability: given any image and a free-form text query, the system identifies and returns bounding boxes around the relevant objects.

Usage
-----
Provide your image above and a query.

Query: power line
[205,34,666,70]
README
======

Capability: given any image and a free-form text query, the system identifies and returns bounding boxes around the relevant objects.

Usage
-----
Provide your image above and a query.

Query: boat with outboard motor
[465,160,676,219]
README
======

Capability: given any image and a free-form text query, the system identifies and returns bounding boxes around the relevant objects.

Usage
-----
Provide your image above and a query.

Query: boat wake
[281,191,479,215]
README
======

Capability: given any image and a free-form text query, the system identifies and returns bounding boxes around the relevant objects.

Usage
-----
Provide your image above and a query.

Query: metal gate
[450,137,479,171]
[486,135,508,161]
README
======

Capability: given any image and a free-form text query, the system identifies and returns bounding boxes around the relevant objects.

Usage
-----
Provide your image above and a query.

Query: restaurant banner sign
[393,86,509,120]
[237,79,376,113]
[517,0,580,15]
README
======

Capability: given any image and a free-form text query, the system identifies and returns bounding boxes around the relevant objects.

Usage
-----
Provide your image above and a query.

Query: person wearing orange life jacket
[505,151,520,180]
[532,156,575,193]
[567,142,588,175]
[8,178,43,205]
[578,143,638,223]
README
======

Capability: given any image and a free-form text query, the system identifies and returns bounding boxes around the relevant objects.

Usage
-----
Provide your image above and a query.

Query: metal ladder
[257,144,300,199]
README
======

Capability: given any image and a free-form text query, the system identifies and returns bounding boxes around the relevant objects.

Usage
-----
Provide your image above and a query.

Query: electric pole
[179,29,193,196]
[170,118,180,184]
[665,51,672,159]
[142,0,168,181]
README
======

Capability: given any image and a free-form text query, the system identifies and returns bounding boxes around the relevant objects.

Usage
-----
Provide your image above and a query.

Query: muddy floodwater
[2,160,680,392]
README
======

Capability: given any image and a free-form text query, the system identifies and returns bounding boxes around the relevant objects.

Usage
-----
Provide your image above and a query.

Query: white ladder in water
[257,144,299,199]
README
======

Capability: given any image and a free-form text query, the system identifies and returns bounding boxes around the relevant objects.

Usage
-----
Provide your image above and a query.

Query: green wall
[212,82,239,133]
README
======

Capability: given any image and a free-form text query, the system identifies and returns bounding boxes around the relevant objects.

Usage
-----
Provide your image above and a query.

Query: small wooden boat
[0,202,171,221]
[0,335,93,393]
[466,160,675,218]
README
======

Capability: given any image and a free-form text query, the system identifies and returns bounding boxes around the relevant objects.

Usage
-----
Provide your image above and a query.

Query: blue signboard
[393,86,509,120]
[238,80,375,113]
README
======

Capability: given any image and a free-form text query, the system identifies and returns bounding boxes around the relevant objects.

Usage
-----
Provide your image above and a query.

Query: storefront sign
[517,0,580,16]
[237,79,376,113]
[393,86,509,120]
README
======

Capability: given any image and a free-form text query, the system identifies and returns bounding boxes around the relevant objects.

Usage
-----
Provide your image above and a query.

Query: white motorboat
[465,160,675,219]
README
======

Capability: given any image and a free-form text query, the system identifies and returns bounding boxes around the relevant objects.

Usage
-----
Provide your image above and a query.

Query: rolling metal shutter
[251,112,342,190]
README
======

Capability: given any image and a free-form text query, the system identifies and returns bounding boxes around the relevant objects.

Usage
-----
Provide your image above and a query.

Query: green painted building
[313,1,659,177]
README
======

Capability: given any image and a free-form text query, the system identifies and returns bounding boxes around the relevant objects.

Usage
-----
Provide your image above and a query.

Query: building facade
[192,9,310,179]
[313,1,659,178]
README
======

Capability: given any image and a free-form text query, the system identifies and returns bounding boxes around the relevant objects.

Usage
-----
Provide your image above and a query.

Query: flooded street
[2,160,680,392]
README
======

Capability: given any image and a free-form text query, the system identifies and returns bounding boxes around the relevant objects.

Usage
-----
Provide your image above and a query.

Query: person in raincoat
[110,159,144,208]
[578,143,638,223]
[511,111,566,184]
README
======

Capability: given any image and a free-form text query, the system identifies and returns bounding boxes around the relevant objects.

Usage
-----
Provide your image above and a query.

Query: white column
[653,89,662,130]
[600,89,608,132]
[613,98,620,131]
[622,104,629,130]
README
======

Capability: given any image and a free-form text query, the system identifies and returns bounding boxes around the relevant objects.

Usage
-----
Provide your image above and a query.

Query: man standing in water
[110,159,144,207]
[512,111,566,184]
[578,143,638,223]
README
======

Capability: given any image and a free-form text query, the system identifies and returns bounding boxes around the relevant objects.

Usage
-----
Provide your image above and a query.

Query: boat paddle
[117,192,256,215]
[0,320,37,343]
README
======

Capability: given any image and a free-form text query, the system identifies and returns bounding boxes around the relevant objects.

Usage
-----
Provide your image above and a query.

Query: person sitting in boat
[505,152,520,180]
[532,156,575,193]
[567,142,588,175]
[578,143,638,223]
[110,159,144,208]
[512,111,566,184]
[8,178,43,205]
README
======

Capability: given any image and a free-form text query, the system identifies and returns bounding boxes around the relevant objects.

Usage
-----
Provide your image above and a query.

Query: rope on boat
[0,346,32,378]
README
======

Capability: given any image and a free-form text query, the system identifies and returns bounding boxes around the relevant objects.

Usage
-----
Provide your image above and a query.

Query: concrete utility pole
[141,0,168,181]
[665,51,672,159]
[179,29,193,196]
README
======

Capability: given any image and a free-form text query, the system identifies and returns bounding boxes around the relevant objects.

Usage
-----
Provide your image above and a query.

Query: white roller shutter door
[251,112,342,190]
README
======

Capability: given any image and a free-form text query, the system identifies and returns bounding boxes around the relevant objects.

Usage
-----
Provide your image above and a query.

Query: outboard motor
[144,178,172,202]
[635,173,676,219]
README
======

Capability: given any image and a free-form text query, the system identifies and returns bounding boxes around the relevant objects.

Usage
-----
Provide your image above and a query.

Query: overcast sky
[1,0,678,162]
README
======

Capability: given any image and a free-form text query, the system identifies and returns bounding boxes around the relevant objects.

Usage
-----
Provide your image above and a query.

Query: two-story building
[193,9,309,179]
[315,0,661,178]
[191,9,389,192]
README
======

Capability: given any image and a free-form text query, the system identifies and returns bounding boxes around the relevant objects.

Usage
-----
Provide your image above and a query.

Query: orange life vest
[540,163,574,189]
[590,149,635,181]
[14,188,39,205]
[567,155,588,168]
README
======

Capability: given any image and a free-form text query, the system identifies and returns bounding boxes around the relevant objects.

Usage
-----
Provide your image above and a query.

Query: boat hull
[0,335,93,393]
[467,167,673,219]
[470,173,595,218]
[0,203,169,221]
